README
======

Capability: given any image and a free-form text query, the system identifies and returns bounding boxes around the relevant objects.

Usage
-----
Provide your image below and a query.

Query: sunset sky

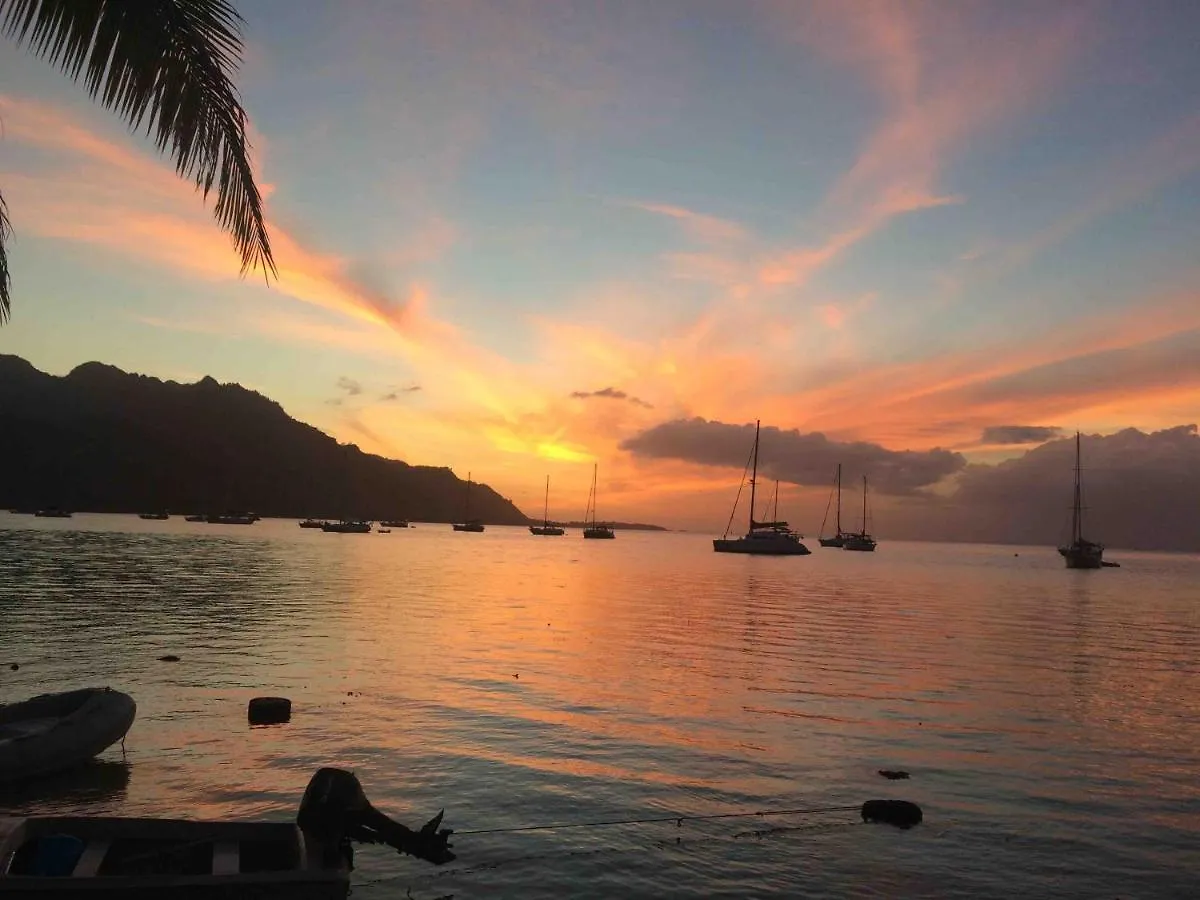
[3,0,1200,531]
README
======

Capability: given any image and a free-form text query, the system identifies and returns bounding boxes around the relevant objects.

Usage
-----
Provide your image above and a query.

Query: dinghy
[0,768,453,898]
[0,688,136,783]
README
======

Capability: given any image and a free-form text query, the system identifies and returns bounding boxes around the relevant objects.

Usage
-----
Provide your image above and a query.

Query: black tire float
[248,696,292,725]
[861,799,923,829]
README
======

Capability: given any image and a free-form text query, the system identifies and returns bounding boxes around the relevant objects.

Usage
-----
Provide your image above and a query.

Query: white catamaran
[713,420,810,556]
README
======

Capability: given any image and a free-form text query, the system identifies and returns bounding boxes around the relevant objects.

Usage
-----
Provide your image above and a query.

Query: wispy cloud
[569,386,654,408]
[336,376,363,396]
[618,200,748,243]
[980,425,1062,445]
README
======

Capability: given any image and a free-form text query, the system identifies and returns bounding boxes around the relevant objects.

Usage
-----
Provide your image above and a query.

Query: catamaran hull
[818,537,844,548]
[452,524,485,532]
[713,539,810,555]
[583,529,614,539]
[529,527,565,536]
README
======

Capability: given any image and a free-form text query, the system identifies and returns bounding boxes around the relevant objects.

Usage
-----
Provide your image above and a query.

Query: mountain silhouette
[0,355,528,524]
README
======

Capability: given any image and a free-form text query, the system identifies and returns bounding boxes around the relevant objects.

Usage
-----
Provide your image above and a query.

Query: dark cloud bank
[621,418,965,495]
[621,418,1200,551]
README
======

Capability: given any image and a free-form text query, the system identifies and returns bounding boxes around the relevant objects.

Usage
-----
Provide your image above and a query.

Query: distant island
[0,355,528,524]
[558,521,667,532]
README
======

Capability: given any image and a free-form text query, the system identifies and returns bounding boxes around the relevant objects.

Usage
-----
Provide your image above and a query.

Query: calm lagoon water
[1,514,1198,897]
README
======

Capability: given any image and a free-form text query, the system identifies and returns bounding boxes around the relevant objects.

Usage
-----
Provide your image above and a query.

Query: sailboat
[818,464,847,547]
[530,475,566,536]
[1057,432,1103,569]
[452,471,485,532]
[713,420,810,555]
[842,475,877,552]
[582,464,615,539]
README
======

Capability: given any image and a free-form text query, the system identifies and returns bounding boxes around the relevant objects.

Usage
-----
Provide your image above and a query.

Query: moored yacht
[713,420,810,556]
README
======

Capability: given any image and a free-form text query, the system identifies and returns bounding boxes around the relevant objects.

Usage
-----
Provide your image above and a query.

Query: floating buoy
[878,769,910,780]
[861,799,923,829]
[9,663,18,671]
[248,696,292,725]
[157,655,180,662]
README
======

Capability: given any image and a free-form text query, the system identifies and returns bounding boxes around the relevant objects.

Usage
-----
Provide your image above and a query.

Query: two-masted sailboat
[451,471,485,532]
[582,464,615,539]
[713,420,810,555]
[818,464,848,547]
[529,475,566,536]
[1058,431,1103,568]
[843,475,877,552]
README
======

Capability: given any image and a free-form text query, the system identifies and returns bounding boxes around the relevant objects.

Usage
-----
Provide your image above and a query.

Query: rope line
[453,803,861,836]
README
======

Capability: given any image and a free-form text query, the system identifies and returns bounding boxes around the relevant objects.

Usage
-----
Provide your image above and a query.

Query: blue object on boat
[32,834,85,876]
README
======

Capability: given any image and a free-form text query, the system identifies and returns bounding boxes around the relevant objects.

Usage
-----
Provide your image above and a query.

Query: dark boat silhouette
[529,476,566,536]
[452,473,485,532]
[582,464,614,539]
[321,520,371,534]
[818,464,847,547]
[1058,431,1104,569]
[843,475,877,552]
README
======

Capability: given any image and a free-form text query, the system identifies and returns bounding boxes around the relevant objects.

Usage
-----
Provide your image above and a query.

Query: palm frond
[1,0,275,278]
[0,191,11,323]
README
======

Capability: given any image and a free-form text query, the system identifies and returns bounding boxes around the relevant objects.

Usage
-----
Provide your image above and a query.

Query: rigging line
[722,442,756,539]
[453,803,862,836]
[818,469,835,537]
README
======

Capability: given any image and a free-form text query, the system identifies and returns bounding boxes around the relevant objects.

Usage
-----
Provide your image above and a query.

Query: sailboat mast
[591,463,598,528]
[748,420,760,531]
[1072,432,1082,543]
[835,463,842,534]
[861,475,868,535]
[544,475,550,527]
[773,479,779,523]
[465,471,472,520]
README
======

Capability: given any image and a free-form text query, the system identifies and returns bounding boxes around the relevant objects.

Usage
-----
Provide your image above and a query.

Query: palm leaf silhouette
[0,0,276,323]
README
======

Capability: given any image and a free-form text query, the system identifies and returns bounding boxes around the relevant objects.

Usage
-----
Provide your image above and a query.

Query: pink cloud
[619,200,748,243]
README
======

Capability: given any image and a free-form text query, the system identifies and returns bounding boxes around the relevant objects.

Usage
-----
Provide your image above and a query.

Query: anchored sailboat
[530,475,566,536]
[1058,432,1103,569]
[713,420,810,556]
[582,464,615,539]
[818,464,847,547]
[843,475,877,552]
[452,471,485,532]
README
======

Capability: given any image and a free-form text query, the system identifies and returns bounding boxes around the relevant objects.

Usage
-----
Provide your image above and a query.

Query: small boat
[529,476,566,536]
[378,528,391,534]
[713,420,810,556]
[451,473,485,532]
[582,464,615,539]
[0,768,454,898]
[137,512,169,521]
[298,518,327,529]
[184,514,207,523]
[818,465,848,547]
[207,513,258,526]
[379,520,409,528]
[843,475,877,552]
[1058,431,1104,569]
[321,520,371,534]
[34,508,72,519]
[0,688,136,783]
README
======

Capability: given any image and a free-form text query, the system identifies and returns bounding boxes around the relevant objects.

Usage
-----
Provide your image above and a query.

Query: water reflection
[1,517,1198,896]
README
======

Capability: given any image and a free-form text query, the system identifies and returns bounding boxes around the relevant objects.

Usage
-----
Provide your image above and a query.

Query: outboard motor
[297,767,456,865]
